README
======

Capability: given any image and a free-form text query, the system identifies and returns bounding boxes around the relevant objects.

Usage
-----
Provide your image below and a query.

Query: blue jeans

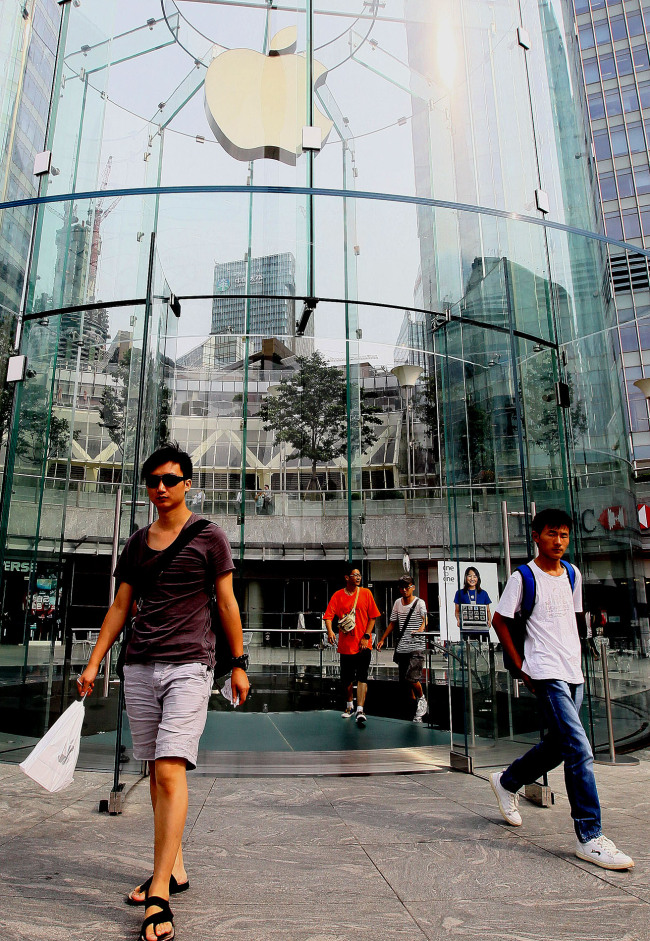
[500,680,601,843]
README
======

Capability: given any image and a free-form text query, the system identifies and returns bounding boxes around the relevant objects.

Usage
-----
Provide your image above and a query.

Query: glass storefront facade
[0,0,649,774]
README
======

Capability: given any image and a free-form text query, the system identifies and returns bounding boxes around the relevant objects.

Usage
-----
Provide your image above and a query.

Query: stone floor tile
[405,896,650,941]
[362,838,632,903]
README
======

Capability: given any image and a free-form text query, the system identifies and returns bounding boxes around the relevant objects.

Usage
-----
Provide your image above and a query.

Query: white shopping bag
[20,697,86,792]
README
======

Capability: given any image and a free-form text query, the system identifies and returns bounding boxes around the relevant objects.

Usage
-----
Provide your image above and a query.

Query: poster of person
[437,560,500,643]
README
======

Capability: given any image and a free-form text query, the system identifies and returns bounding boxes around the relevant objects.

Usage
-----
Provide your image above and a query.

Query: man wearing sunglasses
[77,443,249,941]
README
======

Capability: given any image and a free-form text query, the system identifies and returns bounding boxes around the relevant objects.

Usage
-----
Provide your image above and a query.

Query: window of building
[605,210,624,238]
[629,396,650,432]
[618,301,635,323]
[595,20,612,44]
[594,128,612,158]
[639,322,650,347]
[621,325,640,351]
[605,88,623,114]
[617,168,635,196]
[599,53,617,78]
[589,90,606,118]
[638,80,650,108]
[627,121,646,152]
[626,13,645,37]
[621,86,640,112]
[609,16,627,41]
[634,165,650,193]
[634,45,650,70]
[579,24,595,49]
[599,170,617,199]
[610,126,629,155]
[623,209,642,238]
[641,208,650,234]
[584,58,601,83]
[616,50,634,74]
[574,0,589,10]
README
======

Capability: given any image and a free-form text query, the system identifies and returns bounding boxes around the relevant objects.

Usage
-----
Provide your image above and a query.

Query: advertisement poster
[437,560,500,643]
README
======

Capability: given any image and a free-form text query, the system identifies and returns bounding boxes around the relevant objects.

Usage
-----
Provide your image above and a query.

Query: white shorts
[123,662,213,770]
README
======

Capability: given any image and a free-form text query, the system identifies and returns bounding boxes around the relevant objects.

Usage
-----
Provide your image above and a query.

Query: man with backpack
[77,443,250,941]
[490,508,633,870]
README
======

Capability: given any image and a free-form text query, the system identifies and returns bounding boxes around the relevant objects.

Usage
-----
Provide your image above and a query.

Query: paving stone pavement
[1,751,648,941]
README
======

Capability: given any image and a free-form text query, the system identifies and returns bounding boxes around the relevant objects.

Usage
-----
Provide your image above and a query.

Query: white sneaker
[412,716,423,723]
[415,696,428,719]
[356,710,367,727]
[490,772,522,826]
[341,706,354,718]
[575,835,634,870]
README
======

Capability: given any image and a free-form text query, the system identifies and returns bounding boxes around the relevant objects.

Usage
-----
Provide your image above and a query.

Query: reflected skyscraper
[210,253,298,361]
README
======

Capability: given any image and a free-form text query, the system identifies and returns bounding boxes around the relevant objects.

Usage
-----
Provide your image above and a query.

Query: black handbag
[116,519,231,679]
[391,599,420,664]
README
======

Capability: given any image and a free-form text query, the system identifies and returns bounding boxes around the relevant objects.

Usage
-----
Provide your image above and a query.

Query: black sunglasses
[145,473,186,489]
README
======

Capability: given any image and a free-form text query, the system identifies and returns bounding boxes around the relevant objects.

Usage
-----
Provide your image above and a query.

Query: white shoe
[415,696,428,719]
[575,835,634,870]
[412,716,423,723]
[356,710,367,727]
[341,706,354,718]
[490,772,522,826]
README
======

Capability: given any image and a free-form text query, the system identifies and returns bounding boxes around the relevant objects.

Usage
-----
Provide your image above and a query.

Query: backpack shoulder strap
[560,559,576,592]
[515,563,536,622]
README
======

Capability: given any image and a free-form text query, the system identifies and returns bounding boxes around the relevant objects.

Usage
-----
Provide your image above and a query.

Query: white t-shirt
[495,561,583,683]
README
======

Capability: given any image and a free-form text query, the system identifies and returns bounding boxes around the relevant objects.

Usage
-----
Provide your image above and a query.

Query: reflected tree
[16,405,77,464]
[523,359,587,468]
[260,350,381,491]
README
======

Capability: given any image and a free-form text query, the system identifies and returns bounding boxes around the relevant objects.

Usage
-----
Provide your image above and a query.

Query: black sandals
[139,896,174,941]
[126,874,189,906]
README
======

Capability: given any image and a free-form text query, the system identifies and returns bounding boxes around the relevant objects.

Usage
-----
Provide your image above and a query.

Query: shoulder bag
[338,588,360,633]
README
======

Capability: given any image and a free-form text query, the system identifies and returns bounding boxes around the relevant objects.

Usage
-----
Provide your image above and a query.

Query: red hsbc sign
[598,506,626,531]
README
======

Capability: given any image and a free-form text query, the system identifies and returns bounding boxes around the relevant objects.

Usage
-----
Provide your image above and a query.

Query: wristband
[231,654,249,672]
[362,633,371,640]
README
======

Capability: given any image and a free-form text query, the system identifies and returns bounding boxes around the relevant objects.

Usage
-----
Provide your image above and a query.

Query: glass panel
[1,0,648,774]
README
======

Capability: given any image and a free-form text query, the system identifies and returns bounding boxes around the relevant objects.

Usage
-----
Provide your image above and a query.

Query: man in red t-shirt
[324,566,381,726]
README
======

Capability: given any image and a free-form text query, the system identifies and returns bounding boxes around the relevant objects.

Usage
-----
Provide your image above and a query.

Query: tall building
[210,253,298,361]
[574,0,650,467]
[0,0,60,389]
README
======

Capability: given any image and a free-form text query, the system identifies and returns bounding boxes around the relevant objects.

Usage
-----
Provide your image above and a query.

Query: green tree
[260,351,382,491]
[16,407,78,465]
[98,349,132,450]
[99,347,172,453]
[523,359,587,463]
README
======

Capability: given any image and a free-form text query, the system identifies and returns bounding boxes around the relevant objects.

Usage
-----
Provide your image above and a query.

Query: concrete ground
[1,750,648,941]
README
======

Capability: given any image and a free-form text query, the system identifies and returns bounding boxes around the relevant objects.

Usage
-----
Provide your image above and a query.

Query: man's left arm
[215,571,250,704]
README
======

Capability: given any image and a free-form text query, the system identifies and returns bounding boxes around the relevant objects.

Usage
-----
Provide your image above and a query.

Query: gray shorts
[123,662,214,770]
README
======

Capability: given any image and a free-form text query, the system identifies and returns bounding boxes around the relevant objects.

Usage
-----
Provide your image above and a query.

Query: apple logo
[204,26,333,165]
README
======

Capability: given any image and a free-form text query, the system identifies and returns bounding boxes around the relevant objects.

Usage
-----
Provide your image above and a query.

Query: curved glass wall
[0,0,648,773]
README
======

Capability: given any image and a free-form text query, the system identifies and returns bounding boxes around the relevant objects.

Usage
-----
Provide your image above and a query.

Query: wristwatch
[362,633,371,640]
[231,654,249,672]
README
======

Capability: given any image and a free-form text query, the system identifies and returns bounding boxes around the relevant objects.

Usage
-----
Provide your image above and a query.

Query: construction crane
[87,157,122,301]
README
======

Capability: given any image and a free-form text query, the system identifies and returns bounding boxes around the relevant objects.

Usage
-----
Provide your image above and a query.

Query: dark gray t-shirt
[115,514,234,667]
